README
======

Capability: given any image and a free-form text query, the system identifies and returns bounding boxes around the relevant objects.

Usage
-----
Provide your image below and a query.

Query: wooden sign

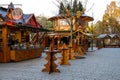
[12,8,23,20]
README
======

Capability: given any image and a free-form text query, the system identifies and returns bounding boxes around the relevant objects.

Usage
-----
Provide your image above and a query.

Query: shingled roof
[48,13,94,22]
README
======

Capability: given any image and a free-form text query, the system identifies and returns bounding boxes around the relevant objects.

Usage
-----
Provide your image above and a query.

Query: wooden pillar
[77,32,80,45]
[51,36,55,50]
[57,36,61,50]
[75,32,85,57]
[2,26,10,62]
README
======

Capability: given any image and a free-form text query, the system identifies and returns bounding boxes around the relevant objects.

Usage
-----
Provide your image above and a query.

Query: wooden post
[74,32,85,58]
[2,26,10,62]
[57,36,61,50]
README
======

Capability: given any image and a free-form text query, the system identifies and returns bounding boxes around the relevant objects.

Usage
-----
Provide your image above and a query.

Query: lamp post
[91,23,94,50]
[91,10,94,51]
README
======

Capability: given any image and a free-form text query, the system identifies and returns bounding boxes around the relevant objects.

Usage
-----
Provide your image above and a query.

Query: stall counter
[10,48,42,62]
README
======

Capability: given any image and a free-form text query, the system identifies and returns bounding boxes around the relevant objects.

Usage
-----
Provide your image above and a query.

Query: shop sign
[12,8,23,20]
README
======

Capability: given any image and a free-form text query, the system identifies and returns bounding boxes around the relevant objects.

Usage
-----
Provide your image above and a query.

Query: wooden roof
[0,2,42,29]
[48,31,70,37]
[48,14,94,22]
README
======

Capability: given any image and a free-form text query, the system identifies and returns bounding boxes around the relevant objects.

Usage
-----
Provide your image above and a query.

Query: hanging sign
[12,8,23,20]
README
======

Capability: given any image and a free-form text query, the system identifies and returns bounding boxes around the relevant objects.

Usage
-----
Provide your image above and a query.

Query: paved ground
[0,48,120,80]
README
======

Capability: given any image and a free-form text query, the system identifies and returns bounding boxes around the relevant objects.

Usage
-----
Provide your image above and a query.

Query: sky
[0,0,118,23]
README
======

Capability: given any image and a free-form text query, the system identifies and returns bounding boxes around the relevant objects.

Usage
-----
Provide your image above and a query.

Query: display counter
[10,48,42,62]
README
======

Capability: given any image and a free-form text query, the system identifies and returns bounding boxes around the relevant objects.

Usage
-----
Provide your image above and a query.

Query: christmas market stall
[0,2,45,62]
[97,34,120,48]
[48,12,93,59]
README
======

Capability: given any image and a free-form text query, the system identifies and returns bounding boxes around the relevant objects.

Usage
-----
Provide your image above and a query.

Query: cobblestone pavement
[0,48,120,80]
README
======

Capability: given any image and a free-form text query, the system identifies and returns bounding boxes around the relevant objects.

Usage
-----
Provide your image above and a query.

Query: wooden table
[42,49,61,74]
[68,46,76,60]
[59,47,70,65]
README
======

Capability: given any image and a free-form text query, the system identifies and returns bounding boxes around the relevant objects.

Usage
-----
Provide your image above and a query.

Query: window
[60,19,68,25]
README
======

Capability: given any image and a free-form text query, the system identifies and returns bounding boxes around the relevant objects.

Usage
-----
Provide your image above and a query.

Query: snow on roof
[97,34,108,38]
[97,34,119,38]
[109,34,119,38]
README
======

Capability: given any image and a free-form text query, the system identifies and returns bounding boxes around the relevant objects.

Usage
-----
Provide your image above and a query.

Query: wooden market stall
[97,34,120,48]
[48,13,94,59]
[0,2,44,62]
[109,34,120,47]
[48,14,93,49]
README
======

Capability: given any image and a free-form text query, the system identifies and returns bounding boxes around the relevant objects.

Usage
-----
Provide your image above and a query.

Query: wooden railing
[30,32,47,44]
